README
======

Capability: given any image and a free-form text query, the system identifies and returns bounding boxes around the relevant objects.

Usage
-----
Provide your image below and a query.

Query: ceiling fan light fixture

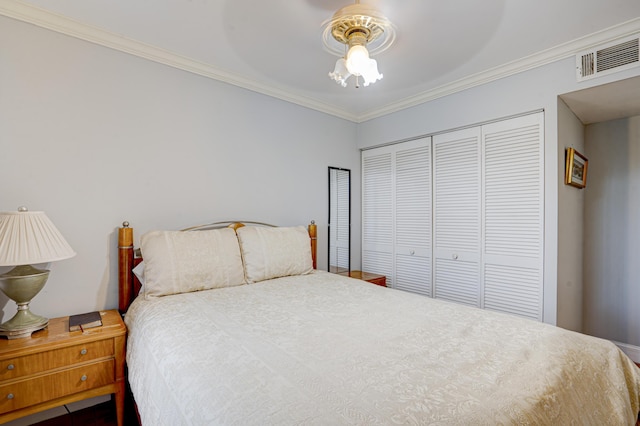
[322,1,395,88]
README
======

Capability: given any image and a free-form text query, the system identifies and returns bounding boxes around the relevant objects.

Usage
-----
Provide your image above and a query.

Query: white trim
[358,19,640,122]
[0,0,358,122]
[2,0,640,123]
[614,341,640,364]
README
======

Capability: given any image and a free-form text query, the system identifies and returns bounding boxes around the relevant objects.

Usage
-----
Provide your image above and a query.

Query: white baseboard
[614,341,640,363]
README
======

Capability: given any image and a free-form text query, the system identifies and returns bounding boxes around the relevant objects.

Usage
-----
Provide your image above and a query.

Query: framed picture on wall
[565,147,588,188]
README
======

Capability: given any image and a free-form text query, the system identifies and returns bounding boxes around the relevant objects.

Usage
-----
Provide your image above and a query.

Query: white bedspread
[125,270,640,425]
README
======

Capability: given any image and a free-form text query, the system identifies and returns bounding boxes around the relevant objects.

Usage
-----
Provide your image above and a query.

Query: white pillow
[140,228,246,298]
[236,226,313,283]
[132,261,145,286]
[132,261,146,295]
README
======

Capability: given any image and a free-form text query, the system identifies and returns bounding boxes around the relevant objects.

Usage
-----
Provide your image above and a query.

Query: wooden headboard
[117,221,318,314]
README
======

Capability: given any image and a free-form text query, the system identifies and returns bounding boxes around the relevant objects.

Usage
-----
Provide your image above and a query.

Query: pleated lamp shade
[0,208,76,266]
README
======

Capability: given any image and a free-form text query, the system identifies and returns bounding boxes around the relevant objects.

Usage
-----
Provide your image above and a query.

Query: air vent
[576,35,639,81]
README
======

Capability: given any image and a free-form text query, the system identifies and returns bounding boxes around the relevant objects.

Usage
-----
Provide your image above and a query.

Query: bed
[118,221,640,425]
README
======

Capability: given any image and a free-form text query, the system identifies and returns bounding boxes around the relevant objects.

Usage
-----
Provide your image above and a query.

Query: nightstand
[0,310,126,425]
[338,270,387,287]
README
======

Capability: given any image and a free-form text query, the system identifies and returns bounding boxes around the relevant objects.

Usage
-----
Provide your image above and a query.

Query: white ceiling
[4,0,640,122]
[561,75,640,124]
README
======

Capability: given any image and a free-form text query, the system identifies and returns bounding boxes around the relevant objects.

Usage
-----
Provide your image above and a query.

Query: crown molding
[2,0,639,124]
[358,17,640,122]
[0,0,357,122]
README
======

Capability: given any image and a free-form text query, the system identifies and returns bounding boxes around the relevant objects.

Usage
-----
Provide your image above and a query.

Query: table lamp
[0,207,76,339]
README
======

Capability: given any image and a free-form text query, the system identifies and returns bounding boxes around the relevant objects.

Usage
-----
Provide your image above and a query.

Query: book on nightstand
[69,311,103,332]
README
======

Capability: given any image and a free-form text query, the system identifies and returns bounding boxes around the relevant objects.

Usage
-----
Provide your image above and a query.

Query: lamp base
[0,265,50,339]
[0,310,48,339]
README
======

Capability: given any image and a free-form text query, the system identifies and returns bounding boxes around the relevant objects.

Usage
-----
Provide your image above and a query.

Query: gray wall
[556,100,585,332]
[0,16,361,322]
[584,116,640,348]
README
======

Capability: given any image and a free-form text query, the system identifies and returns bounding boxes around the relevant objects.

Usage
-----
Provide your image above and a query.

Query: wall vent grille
[576,35,639,81]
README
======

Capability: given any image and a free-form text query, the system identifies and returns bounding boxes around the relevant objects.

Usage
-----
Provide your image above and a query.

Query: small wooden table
[0,310,126,425]
[338,270,387,287]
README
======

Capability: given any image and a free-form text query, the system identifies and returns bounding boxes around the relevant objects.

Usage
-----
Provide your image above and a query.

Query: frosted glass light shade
[333,44,383,87]
[359,58,383,87]
[0,209,76,266]
[328,58,351,87]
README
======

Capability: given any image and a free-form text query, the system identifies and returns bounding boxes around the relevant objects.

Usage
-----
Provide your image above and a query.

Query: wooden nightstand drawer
[0,339,113,381]
[0,359,114,414]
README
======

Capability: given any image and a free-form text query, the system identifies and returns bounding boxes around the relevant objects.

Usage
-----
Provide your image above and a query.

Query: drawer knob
[6,364,14,371]
[6,393,13,400]
[81,375,87,382]
[80,349,88,356]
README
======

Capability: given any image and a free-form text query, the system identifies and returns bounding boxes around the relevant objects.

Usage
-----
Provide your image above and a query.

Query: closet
[362,138,432,296]
[362,112,544,320]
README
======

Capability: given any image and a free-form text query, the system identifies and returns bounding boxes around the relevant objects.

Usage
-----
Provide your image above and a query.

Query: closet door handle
[452,253,459,260]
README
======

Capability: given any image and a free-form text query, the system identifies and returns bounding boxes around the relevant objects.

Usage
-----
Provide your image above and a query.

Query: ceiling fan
[322,0,396,88]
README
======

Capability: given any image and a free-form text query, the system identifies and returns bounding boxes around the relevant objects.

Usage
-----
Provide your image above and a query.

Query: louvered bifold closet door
[482,113,544,320]
[335,173,350,269]
[329,171,350,270]
[362,147,394,282]
[394,138,432,295]
[433,128,482,307]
